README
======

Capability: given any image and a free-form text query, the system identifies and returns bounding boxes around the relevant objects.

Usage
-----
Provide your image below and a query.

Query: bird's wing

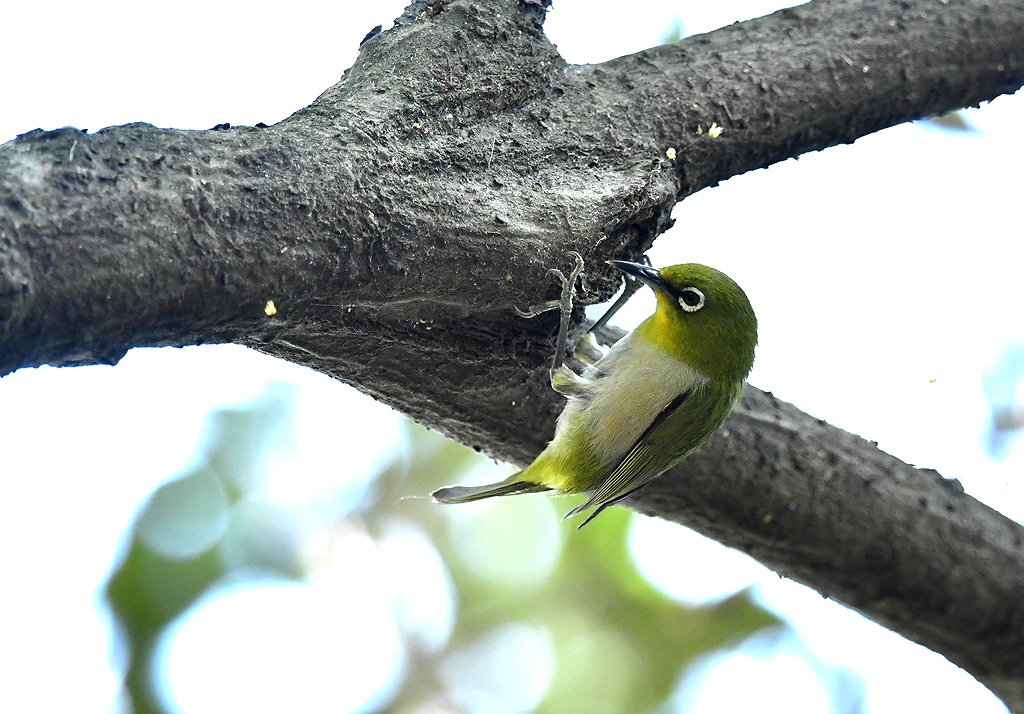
[565,383,737,527]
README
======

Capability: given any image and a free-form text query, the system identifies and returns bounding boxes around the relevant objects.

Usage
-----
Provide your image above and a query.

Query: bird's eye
[678,287,705,312]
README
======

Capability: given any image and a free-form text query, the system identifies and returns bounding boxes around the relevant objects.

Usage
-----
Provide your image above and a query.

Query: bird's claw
[572,331,607,365]
[513,251,586,320]
[514,299,561,318]
[565,251,586,285]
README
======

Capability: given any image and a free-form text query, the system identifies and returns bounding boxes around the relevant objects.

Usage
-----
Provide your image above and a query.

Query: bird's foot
[513,251,587,374]
[550,363,596,398]
[548,251,585,373]
[513,251,586,319]
[572,331,607,366]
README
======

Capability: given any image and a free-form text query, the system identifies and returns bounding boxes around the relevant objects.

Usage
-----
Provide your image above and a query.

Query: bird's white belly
[560,332,703,465]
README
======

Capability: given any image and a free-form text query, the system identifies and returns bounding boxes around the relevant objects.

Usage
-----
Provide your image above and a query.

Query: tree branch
[597,0,1024,198]
[2,0,1023,707]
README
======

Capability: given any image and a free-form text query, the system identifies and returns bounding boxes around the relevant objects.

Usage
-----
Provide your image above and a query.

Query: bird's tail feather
[432,478,549,504]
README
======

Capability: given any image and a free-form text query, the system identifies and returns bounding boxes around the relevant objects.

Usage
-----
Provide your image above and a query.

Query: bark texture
[2,0,1024,708]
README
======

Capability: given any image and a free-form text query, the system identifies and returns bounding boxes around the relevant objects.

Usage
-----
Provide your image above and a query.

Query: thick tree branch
[598,0,1024,198]
[2,0,1023,707]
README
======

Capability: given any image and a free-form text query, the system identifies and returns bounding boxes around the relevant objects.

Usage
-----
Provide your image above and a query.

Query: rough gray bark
[2,0,1024,708]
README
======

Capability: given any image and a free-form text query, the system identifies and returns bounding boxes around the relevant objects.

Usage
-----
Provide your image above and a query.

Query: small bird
[433,259,758,527]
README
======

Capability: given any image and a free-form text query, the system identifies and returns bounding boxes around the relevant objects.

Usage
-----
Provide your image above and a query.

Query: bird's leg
[549,253,600,399]
[585,254,653,336]
[515,251,585,370]
[514,251,594,398]
[549,251,585,374]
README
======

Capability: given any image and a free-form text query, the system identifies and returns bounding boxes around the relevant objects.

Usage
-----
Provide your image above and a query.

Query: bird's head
[608,261,758,382]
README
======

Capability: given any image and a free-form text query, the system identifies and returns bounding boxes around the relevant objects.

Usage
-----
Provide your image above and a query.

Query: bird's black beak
[607,260,670,293]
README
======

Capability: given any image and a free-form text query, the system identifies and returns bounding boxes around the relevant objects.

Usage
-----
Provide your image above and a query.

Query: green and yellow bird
[433,260,757,526]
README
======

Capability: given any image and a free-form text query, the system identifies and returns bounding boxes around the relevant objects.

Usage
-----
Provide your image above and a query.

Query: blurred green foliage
[106,385,789,713]
[107,388,306,713]
[381,424,780,713]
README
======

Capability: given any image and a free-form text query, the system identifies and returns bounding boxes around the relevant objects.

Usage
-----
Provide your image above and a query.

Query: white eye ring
[678,287,705,312]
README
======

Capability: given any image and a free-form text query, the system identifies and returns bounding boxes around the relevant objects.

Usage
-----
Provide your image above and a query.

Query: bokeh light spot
[629,514,770,605]
[675,636,831,713]
[380,520,456,652]
[156,577,403,713]
[137,470,229,559]
[448,491,564,590]
[440,623,554,714]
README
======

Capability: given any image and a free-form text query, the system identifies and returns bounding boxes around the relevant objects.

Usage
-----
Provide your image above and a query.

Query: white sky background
[1,1,1022,712]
